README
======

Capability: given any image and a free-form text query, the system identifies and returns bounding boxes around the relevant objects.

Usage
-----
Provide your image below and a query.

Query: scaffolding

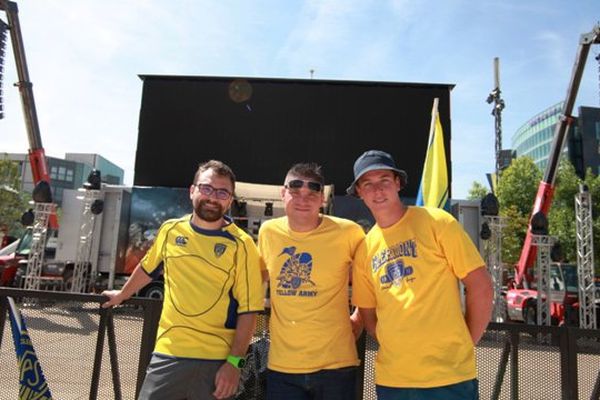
[71,189,103,293]
[482,215,505,322]
[575,187,597,329]
[23,202,54,290]
[532,234,554,326]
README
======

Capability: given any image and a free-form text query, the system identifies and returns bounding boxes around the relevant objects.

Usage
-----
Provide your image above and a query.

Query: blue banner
[7,297,53,400]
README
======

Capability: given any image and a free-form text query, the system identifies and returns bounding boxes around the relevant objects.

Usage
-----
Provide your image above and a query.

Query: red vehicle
[505,263,579,325]
[505,24,599,325]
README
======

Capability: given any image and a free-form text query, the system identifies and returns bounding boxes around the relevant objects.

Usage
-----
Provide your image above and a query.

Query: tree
[467,181,488,200]
[496,157,541,264]
[582,168,600,275]
[548,160,581,263]
[0,157,30,238]
[497,157,542,216]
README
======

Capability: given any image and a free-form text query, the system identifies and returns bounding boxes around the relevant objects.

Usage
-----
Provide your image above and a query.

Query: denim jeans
[267,367,357,400]
[376,379,479,400]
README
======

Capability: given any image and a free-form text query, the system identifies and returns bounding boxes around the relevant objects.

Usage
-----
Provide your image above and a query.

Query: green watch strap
[226,355,245,369]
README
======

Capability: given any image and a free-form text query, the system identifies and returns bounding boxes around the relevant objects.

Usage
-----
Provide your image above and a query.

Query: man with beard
[102,160,264,400]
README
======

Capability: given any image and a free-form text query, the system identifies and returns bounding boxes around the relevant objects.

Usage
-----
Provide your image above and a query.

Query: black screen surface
[135,76,453,198]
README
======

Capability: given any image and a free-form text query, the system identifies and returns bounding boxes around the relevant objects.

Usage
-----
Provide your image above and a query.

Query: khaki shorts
[138,353,232,400]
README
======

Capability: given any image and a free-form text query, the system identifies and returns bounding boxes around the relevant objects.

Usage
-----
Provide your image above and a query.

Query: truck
[505,23,600,326]
[8,181,334,299]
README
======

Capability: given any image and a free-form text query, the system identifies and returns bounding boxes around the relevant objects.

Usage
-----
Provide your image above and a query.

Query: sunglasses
[285,179,323,193]
[195,184,232,200]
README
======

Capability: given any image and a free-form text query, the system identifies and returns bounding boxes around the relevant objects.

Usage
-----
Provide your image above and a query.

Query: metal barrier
[1,288,599,400]
[0,287,161,400]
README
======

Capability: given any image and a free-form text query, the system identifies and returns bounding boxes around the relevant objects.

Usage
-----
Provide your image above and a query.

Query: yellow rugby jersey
[141,215,264,360]
[258,215,365,373]
[352,207,484,388]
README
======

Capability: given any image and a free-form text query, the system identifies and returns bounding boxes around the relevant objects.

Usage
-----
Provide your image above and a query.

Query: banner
[7,297,53,400]
[416,98,449,208]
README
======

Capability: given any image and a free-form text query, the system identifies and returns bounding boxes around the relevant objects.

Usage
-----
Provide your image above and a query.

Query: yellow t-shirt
[141,215,264,359]
[352,206,484,388]
[258,215,365,373]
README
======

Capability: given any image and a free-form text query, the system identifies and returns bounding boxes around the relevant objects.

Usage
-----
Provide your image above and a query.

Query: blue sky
[1,0,598,198]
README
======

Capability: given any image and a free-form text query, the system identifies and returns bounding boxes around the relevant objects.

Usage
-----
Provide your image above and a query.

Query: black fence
[1,288,599,400]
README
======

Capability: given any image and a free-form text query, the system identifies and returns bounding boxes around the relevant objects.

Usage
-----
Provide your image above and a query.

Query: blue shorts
[267,367,357,400]
[376,379,479,400]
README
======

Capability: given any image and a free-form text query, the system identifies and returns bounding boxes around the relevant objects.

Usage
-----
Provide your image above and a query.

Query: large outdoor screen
[134,76,453,198]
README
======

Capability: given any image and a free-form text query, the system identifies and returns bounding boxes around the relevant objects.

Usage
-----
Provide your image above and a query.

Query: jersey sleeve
[257,225,268,273]
[438,215,485,279]
[233,236,265,313]
[348,222,366,257]
[351,239,377,308]
[140,222,168,275]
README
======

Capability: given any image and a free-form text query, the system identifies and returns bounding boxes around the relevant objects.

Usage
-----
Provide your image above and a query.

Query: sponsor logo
[175,236,188,246]
[214,243,227,257]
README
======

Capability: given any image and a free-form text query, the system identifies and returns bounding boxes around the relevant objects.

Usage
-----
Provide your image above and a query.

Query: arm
[101,263,152,308]
[213,313,257,399]
[350,307,364,340]
[462,266,494,345]
[358,307,377,341]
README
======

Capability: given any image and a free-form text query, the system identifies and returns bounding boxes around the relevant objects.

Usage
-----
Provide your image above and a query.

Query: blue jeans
[376,379,479,400]
[267,367,357,400]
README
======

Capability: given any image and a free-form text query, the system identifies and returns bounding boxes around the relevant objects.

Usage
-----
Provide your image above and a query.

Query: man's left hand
[213,362,241,399]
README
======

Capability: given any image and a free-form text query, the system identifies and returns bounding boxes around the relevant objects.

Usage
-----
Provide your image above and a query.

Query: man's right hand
[101,290,125,308]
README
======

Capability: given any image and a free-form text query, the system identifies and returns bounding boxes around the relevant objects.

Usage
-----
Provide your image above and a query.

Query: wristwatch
[226,355,246,369]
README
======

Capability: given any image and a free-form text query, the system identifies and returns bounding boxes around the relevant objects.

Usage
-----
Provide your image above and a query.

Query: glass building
[512,102,565,172]
[511,103,600,177]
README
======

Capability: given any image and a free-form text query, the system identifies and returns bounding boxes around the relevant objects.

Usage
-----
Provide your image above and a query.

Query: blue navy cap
[346,150,407,196]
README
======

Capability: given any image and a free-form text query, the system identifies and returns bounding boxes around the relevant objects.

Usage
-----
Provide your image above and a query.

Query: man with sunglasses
[257,163,365,400]
[348,150,493,400]
[102,160,264,400]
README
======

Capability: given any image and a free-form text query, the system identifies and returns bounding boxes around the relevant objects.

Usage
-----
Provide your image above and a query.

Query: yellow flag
[416,98,448,208]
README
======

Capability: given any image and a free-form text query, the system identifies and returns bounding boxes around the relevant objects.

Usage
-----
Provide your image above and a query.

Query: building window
[58,166,66,181]
[50,166,58,179]
[66,169,73,182]
[595,121,600,141]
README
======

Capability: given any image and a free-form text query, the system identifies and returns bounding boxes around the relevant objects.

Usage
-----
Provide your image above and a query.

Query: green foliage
[467,181,488,200]
[496,157,541,264]
[497,157,542,215]
[0,157,31,238]
[548,160,581,263]
[493,157,600,275]
[500,205,529,265]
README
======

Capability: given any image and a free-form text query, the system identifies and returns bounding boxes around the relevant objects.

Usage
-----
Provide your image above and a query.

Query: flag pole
[427,98,439,148]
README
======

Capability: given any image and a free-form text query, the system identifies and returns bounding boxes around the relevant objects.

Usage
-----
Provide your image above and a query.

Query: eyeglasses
[285,179,323,193]
[194,184,232,200]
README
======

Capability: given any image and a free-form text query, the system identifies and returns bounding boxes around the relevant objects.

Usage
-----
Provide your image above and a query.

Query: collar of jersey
[188,215,235,240]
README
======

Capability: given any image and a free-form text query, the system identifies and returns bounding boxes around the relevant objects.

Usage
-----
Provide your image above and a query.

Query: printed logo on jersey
[175,236,188,246]
[214,243,227,257]
[380,259,414,289]
[275,246,317,297]
[372,239,418,289]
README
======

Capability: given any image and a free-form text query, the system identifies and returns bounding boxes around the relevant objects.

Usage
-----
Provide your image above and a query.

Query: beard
[194,199,226,223]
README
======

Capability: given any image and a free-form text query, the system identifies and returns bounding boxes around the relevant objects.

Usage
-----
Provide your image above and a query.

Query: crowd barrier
[0,288,599,400]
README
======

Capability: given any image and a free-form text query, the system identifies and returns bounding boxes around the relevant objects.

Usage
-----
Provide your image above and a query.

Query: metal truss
[575,190,597,329]
[532,234,554,326]
[71,189,103,293]
[482,216,506,322]
[23,202,54,290]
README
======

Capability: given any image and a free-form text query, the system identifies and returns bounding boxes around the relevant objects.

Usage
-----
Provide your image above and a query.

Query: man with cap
[348,150,493,400]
